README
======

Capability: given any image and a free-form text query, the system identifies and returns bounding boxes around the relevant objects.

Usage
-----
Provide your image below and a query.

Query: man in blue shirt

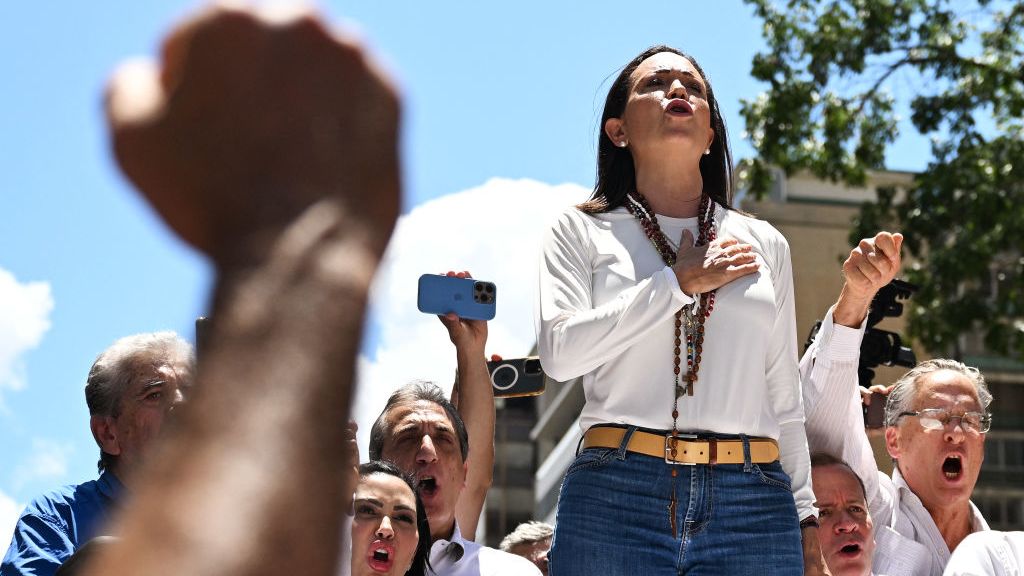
[1,331,194,576]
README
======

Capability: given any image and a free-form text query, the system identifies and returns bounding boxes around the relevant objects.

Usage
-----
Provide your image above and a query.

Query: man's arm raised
[84,5,399,576]
[437,270,495,541]
[802,232,902,504]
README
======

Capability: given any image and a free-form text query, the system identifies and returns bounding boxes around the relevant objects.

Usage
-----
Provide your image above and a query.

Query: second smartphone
[487,356,546,398]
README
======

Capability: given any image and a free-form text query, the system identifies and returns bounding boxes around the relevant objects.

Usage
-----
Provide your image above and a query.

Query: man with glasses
[801,231,991,576]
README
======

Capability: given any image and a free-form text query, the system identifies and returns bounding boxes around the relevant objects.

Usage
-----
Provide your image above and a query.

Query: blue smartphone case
[417,274,497,321]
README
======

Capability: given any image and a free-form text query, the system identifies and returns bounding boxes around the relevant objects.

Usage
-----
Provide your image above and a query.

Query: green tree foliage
[741,0,1024,358]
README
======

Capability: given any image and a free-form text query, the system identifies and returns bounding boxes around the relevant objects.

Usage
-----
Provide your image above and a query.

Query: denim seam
[753,463,793,492]
[688,466,711,537]
[563,448,616,478]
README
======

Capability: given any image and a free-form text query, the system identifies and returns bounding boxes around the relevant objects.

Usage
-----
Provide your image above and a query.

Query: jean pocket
[752,462,792,492]
[564,448,617,478]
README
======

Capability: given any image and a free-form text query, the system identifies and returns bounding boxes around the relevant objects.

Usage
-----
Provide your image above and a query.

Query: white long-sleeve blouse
[537,203,816,520]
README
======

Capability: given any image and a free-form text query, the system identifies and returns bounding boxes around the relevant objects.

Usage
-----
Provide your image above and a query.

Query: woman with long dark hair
[537,46,826,574]
[350,461,431,576]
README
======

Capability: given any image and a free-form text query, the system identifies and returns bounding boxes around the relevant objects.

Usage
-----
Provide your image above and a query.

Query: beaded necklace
[624,191,717,434]
[625,190,718,538]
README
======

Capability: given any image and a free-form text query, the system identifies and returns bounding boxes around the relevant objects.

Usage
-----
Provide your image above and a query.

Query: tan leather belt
[582,427,779,465]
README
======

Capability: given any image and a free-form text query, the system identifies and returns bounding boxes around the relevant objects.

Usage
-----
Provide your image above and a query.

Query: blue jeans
[549,427,802,575]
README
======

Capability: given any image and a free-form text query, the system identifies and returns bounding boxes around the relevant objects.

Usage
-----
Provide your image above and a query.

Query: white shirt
[944,531,1024,576]
[428,522,541,576]
[537,204,815,520]
[801,309,990,576]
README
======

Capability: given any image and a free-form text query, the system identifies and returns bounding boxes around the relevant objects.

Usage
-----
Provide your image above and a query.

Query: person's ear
[706,129,714,153]
[604,117,628,148]
[461,460,468,489]
[91,415,122,456]
[884,425,901,460]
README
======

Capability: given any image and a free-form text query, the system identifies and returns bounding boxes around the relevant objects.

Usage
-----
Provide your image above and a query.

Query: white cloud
[0,488,21,549]
[0,268,54,401]
[12,438,72,491]
[351,178,588,452]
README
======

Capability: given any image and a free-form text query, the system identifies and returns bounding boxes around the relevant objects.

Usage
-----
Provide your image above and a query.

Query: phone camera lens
[490,365,518,390]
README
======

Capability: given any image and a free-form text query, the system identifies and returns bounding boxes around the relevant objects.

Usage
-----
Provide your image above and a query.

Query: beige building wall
[741,169,917,389]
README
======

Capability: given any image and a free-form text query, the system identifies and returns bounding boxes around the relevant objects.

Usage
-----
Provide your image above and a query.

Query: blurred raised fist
[106,4,400,265]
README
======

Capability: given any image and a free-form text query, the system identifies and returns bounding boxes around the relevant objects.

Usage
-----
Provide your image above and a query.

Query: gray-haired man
[802,232,991,576]
[1,332,193,576]
[499,522,552,575]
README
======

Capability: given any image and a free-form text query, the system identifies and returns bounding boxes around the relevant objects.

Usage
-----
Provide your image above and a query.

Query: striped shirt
[801,309,989,576]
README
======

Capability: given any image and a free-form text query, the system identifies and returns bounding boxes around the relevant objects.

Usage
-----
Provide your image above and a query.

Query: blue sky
[0,0,934,542]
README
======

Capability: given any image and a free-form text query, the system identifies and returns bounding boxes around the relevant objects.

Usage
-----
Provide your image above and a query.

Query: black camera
[861,328,917,369]
[804,278,919,428]
[860,279,919,386]
[862,279,918,428]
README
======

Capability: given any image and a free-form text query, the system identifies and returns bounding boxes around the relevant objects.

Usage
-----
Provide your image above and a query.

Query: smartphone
[195,316,212,364]
[863,391,886,428]
[417,274,496,321]
[487,356,546,398]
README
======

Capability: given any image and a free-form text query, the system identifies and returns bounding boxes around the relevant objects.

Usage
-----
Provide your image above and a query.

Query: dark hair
[578,45,734,213]
[357,460,432,576]
[810,452,867,501]
[368,381,469,462]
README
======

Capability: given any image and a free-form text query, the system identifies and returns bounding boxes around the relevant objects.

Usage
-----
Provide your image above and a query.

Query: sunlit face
[813,464,875,576]
[509,539,551,576]
[885,370,986,514]
[379,400,467,540]
[97,362,189,480]
[605,51,715,161]
[350,473,419,576]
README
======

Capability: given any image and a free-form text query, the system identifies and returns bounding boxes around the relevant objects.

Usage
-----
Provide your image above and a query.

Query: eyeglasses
[898,408,992,434]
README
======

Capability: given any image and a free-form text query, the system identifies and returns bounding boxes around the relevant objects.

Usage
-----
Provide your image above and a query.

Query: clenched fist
[105,4,400,267]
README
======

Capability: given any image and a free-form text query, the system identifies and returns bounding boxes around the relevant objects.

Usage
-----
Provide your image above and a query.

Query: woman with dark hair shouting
[350,461,432,576]
[537,46,826,575]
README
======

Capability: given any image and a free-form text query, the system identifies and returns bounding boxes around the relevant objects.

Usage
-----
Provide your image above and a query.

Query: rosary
[625,190,717,538]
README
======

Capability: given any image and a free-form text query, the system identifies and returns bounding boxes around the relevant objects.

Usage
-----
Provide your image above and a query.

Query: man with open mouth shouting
[811,453,877,576]
[368,382,540,576]
[802,231,992,576]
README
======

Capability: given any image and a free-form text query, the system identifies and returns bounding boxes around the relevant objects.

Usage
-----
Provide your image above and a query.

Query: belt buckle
[664,433,698,465]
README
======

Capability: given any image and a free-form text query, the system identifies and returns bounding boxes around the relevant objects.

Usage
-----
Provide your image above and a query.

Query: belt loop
[617,426,637,460]
[741,434,752,471]
[574,428,587,457]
